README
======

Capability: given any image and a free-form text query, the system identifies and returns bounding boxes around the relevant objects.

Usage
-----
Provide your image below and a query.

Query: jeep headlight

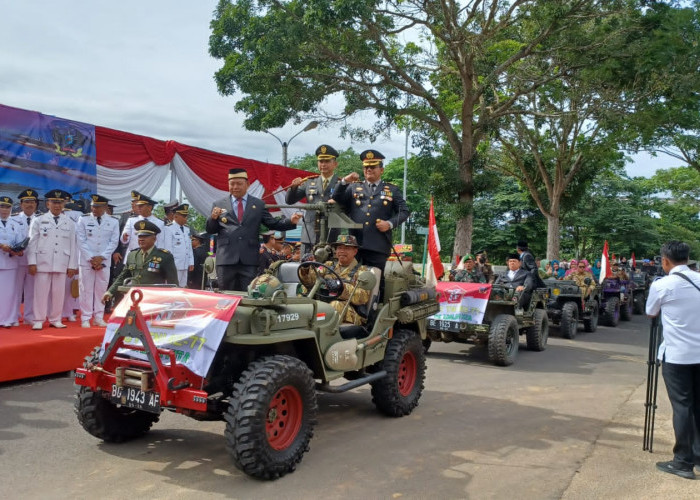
[552,288,560,296]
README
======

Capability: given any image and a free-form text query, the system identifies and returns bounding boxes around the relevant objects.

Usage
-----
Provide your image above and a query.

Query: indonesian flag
[631,252,636,269]
[600,240,612,284]
[426,197,444,285]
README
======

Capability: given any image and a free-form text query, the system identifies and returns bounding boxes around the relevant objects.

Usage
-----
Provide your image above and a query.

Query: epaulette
[160,249,170,253]
[165,221,173,226]
[128,248,140,253]
[81,213,90,217]
[383,182,398,188]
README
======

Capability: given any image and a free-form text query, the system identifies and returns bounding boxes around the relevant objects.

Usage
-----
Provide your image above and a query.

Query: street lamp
[263,120,319,166]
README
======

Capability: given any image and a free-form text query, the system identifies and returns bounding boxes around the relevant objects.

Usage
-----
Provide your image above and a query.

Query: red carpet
[0,322,104,383]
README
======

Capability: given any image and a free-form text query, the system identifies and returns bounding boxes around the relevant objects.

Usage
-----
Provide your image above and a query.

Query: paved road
[0,314,694,499]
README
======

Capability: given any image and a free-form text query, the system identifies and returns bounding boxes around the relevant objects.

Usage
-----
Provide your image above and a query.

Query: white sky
[0,0,678,178]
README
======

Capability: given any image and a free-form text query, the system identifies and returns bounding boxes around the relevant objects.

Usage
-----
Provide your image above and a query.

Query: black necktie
[97,216,102,225]
[26,216,31,226]
[1,220,5,227]
[54,216,59,225]
[180,226,184,234]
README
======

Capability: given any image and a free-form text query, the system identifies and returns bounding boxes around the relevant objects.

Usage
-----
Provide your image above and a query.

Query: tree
[209,0,626,257]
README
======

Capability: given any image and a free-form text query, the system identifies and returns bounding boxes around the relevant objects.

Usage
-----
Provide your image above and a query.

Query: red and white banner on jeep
[101,288,240,377]
[430,282,492,325]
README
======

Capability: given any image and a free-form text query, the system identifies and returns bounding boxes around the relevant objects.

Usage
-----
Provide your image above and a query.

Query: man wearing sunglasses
[332,149,409,272]
[565,261,596,297]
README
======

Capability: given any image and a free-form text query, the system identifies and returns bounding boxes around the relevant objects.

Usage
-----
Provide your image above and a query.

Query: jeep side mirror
[584,278,591,285]
[356,270,377,291]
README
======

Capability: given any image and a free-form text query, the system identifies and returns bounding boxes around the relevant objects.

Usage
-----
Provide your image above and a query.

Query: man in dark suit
[497,253,535,309]
[517,240,545,288]
[332,149,409,272]
[206,168,302,291]
[286,144,341,253]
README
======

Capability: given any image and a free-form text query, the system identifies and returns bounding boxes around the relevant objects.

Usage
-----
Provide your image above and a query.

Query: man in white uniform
[163,203,193,287]
[76,194,119,328]
[11,188,40,325]
[26,189,78,330]
[121,193,164,252]
[61,198,82,321]
[0,196,23,327]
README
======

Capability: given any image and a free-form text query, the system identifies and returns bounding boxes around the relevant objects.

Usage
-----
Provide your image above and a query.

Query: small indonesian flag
[426,197,444,285]
[600,240,611,284]
[316,313,326,321]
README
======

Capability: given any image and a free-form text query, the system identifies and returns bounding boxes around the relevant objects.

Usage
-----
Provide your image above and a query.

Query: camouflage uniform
[565,270,595,297]
[451,268,486,283]
[300,257,371,325]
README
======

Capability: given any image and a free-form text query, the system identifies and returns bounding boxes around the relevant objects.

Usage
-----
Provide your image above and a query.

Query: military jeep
[544,278,601,339]
[73,202,439,480]
[425,282,549,367]
[600,277,635,326]
[630,270,650,315]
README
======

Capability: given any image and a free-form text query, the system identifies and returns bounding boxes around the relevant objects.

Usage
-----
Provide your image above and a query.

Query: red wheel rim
[398,351,417,397]
[266,385,303,450]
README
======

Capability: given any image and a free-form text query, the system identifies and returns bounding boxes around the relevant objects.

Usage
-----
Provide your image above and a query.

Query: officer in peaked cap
[76,194,120,327]
[11,189,41,325]
[0,196,22,327]
[25,188,78,330]
[188,231,209,289]
[332,149,409,272]
[104,219,178,303]
[286,144,342,253]
[163,199,179,224]
[121,192,165,253]
[162,203,193,287]
[207,168,302,291]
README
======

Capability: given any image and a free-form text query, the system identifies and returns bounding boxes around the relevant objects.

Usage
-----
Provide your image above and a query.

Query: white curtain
[96,162,170,212]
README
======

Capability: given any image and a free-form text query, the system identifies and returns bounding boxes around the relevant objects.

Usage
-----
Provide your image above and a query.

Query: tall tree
[209,0,625,256]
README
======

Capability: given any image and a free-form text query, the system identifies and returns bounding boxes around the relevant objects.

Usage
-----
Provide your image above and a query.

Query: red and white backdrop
[0,103,310,216]
[96,126,310,216]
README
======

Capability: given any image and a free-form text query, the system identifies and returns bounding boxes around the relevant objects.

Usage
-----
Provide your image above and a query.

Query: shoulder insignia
[161,249,170,253]
[81,213,90,217]
[128,248,140,253]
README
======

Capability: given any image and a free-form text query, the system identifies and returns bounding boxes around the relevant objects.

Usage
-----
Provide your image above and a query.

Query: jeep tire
[583,301,599,333]
[602,296,621,327]
[225,355,318,480]
[620,298,631,321]
[525,309,548,351]
[487,314,519,366]
[632,292,645,315]
[74,348,159,443]
[371,329,426,417]
[560,301,579,339]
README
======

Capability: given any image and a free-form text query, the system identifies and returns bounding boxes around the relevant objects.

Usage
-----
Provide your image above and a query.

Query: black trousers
[358,249,387,274]
[661,360,700,467]
[217,264,257,292]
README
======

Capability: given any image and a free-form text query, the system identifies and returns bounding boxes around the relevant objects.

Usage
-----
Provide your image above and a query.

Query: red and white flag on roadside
[425,197,444,285]
[600,240,612,284]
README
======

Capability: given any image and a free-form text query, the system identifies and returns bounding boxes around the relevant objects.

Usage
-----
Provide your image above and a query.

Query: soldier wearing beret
[451,254,486,283]
[206,168,302,291]
[332,149,409,272]
[121,192,165,253]
[103,220,178,303]
[0,196,23,327]
[163,203,194,287]
[11,188,40,325]
[26,189,78,330]
[286,144,341,253]
[76,194,120,327]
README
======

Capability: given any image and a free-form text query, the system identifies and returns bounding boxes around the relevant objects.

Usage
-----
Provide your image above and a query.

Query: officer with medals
[332,149,409,272]
[286,144,341,253]
[163,203,194,287]
[103,220,178,304]
[11,188,40,325]
[76,194,120,328]
[298,234,371,325]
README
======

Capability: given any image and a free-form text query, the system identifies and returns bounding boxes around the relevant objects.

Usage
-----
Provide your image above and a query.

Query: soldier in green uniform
[451,254,486,283]
[565,261,596,297]
[102,220,178,304]
[299,234,371,325]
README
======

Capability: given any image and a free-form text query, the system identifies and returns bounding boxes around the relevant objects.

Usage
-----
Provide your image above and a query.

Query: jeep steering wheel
[297,261,345,299]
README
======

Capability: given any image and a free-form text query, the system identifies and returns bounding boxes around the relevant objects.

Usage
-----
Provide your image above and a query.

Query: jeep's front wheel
[371,329,426,417]
[225,355,317,480]
[560,302,579,339]
[74,348,159,443]
[487,314,519,366]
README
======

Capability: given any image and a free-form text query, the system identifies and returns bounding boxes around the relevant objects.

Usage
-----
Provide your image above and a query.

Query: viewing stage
[0,322,103,383]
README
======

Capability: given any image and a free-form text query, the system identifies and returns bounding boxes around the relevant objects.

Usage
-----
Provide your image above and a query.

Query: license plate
[428,318,462,333]
[110,385,161,414]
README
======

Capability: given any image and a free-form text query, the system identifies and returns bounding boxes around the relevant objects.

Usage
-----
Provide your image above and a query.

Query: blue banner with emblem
[0,103,96,209]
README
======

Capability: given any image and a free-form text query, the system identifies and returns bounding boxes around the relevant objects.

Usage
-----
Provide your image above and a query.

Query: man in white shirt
[121,193,164,252]
[0,196,23,327]
[646,240,700,480]
[76,194,120,327]
[11,188,40,325]
[163,203,193,287]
